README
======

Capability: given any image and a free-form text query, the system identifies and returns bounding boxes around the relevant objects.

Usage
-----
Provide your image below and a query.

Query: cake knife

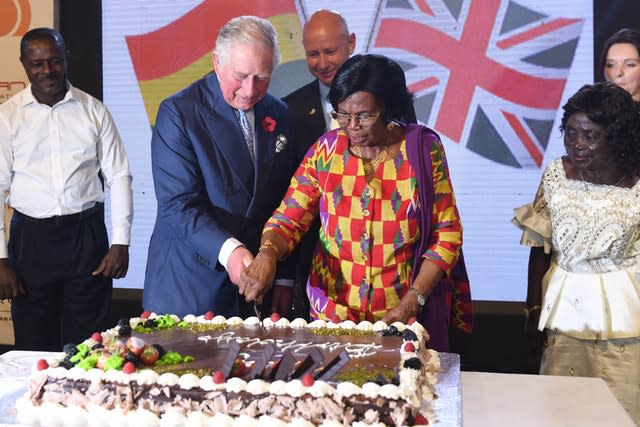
[253,302,263,322]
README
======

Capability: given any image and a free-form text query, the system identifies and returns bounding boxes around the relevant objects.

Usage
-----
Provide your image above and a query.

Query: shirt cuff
[0,237,6,258]
[219,237,244,271]
[109,176,133,245]
[274,279,294,287]
[110,226,131,246]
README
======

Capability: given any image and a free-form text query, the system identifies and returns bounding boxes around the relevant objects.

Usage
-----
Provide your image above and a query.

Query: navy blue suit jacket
[282,79,327,163]
[143,74,297,318]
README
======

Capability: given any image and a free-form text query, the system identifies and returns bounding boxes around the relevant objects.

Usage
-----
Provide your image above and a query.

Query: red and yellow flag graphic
[126,0,301,125]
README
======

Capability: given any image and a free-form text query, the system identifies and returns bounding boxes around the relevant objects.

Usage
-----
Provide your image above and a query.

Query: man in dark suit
[143,16,297,319]
[283,10,356,161]
[282,10,355,320]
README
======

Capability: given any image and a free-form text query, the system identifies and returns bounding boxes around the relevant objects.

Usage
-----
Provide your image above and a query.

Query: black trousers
[9,204,112,351]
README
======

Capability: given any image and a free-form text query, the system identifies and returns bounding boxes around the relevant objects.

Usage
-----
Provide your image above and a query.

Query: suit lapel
[199,75,254,195]
[309,80,328,137]
[307,86,328,141]
[253,102,276,182]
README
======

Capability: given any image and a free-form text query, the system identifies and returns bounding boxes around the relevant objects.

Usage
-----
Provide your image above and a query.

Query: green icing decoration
[155,351,194,366]
[76,353,98,371]
[104,355,124,371]
[155,315,177,328]
[133,325,153,333]
[134,314,178,334]
[69,343,90,363]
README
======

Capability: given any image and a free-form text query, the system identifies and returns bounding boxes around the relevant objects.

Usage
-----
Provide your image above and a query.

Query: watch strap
[409,286,426,306]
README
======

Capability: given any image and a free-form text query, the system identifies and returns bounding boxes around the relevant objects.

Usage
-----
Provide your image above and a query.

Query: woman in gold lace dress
[513,82,640,422]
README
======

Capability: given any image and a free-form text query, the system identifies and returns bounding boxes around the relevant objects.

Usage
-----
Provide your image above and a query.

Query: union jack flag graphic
[371,0,584,168]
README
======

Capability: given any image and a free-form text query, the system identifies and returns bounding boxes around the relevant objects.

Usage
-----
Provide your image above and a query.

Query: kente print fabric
[265,129,461,322]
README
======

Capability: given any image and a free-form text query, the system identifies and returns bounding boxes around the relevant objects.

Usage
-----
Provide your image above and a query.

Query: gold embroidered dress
[513,158,640,339]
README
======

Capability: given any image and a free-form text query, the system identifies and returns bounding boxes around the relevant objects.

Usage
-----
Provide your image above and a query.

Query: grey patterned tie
[238,109,255,163]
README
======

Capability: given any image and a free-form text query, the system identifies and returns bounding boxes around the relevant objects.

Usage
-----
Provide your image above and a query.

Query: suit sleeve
[150,99,232,263]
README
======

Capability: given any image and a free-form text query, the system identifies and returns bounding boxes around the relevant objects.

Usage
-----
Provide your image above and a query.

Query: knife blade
[253,301,262,322]
[253,301,268,332]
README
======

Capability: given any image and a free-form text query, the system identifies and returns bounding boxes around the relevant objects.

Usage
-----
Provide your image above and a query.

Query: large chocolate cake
[17,313,440,426]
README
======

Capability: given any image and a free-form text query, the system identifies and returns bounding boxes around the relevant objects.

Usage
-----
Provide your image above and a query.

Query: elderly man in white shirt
[0,28,133,351]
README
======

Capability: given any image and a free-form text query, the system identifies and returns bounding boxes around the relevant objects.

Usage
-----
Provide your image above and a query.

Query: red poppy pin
[262,116,276,132]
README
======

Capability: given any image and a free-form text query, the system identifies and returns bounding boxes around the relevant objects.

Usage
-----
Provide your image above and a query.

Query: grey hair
[214,16,281,71]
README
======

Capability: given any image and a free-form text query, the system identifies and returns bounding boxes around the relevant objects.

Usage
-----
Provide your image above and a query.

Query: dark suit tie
[238,109,255,163]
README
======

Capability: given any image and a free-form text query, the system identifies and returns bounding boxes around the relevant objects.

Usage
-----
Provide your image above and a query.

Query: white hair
[214,15,280,70]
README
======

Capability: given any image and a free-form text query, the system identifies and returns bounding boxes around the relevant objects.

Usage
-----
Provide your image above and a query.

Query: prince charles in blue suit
[143,16,297,318]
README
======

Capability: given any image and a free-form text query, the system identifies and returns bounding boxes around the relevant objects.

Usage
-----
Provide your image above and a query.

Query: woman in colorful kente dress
[239,54,471,351]
[513,82,640,422]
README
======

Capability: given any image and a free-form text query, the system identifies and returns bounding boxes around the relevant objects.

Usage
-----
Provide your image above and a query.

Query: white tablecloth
[461,371,636,427]
[0,351,53,425]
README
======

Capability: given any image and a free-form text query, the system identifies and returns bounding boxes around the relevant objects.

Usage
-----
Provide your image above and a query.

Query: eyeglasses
[331,110,381,127]
[563,128,605,150]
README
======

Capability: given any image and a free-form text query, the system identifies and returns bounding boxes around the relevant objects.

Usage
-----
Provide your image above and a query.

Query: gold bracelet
[259,239,279,259]
[523,304,542,318]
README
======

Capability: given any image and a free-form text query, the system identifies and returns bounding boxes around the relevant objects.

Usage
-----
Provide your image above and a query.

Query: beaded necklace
[350,130,392,177]
[351,144,388,176]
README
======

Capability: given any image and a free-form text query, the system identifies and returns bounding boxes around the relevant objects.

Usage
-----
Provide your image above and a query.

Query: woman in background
[600,28,640,101]
[513,82,640,422]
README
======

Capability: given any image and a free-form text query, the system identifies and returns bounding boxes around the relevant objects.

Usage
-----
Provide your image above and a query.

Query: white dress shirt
[0,83,133,258]
[318,82,333,131]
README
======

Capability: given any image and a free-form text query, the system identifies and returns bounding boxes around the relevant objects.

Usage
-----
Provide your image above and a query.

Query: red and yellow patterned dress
[265,128,462,322]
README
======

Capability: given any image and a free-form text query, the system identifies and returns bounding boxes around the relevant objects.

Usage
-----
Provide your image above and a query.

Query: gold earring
[387,121,396,131]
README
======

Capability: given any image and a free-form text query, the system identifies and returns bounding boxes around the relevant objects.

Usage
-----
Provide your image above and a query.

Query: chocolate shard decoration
[291,346,323,379]
[315,350,351,381]
[220,340,241,378]
[248,342,276,379]
[273,349,297,381]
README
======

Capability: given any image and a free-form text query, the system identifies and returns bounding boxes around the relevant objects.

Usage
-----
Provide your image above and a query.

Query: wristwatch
[409,286,426,306]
